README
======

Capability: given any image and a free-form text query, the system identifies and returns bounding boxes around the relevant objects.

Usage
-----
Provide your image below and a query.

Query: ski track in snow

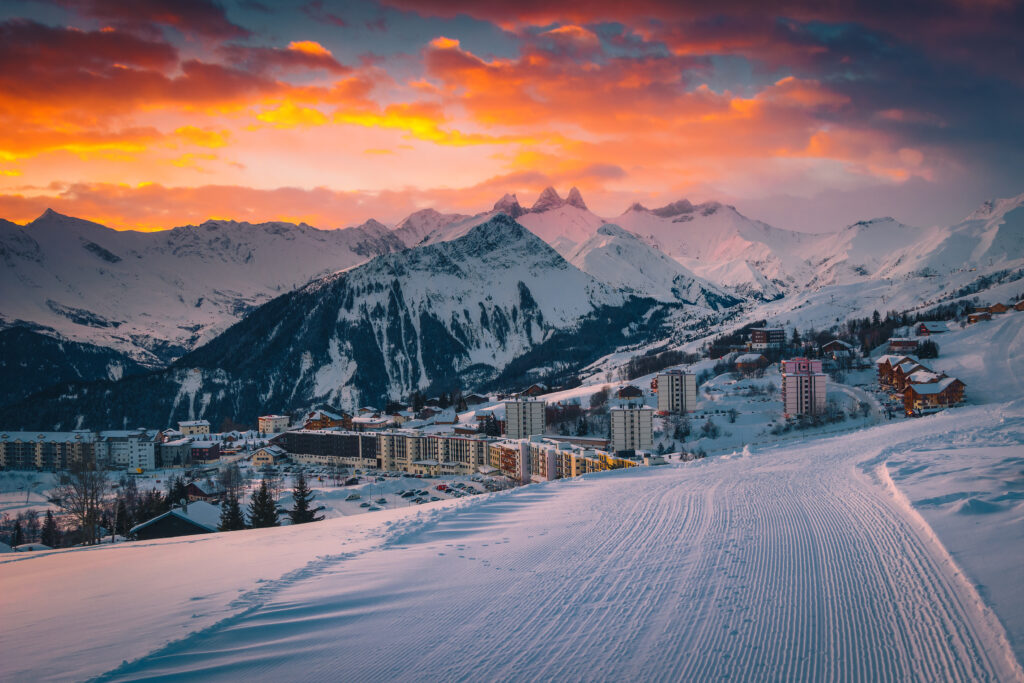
[85,406,1023,682]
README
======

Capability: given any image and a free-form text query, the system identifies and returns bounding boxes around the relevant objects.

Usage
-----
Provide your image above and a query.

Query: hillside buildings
[610,406,654,452]
[656,371,697,413]
[875,355,966,416]
[505,399,546,439]
[780,358,827,417]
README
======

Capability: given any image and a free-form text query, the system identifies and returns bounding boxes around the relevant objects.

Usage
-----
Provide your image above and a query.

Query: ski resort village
[2,0,1024,680]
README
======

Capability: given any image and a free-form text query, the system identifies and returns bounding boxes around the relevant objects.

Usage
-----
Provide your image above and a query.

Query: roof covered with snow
[129,501,220,536]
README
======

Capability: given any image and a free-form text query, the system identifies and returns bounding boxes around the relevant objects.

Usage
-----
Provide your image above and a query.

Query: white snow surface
[566,223,737,307]
[2,399,1022,681]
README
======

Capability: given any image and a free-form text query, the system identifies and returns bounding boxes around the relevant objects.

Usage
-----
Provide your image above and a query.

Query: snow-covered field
[2,398,1022,681]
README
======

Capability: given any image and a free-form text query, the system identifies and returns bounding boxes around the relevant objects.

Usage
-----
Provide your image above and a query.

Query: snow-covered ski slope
[3,401,1023,681]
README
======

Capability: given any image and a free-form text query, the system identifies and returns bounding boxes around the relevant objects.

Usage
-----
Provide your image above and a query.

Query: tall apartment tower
[610,406,654,453]
[656,371,697,413]
[505,399,546,439]
[780,358,827,417]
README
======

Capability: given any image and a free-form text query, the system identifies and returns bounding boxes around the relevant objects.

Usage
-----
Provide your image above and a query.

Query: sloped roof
[906,377,962,395]
[129,501,220,536]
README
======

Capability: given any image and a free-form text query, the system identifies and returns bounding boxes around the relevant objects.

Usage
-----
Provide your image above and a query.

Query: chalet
[453,423,480,436]
[462,393,488,406]
[892,360,929,391]
[915,321,948,336]
[989,303,1009,314]
[616,385,644,399]
[734,353,769,374]
[251,444,286,466]
[821,339,854,359]
[357,406,379,416]
[1014,300,1024,312]
[129,501,220,540]
[904,378,966,415]
[185,480,225,503]
[887,337,919,353]
[875,355,917,386]
[520,383,548,397]
[301,408,352,431]
[967,312,992,324]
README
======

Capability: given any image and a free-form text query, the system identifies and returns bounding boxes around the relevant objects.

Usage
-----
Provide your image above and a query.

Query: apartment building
[656,370,697,413]
[178,420,210,436]
[780,358,827,417]
[610,406,654,453]
[274,430,379,468]
[257,415,290,434]
[0,430,102,470]
[750,327,785,350]
[505,399,546,439]
[377,431,494,474]
[98,430,159,470]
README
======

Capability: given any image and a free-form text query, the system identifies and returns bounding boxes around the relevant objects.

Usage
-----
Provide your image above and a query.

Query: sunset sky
[1,0,1022,232]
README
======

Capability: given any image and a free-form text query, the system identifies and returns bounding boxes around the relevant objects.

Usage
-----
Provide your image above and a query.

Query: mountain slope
[0,215,671,429]
[0,210,405,364]
[0,327,147,408]
[566,224,742,310]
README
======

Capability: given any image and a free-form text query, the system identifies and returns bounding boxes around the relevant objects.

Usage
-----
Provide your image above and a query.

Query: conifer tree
[287,472,324,525]
[248,479,279,528]
[218,493,246,531]
[40,510,60,548]
[11,520,24,547]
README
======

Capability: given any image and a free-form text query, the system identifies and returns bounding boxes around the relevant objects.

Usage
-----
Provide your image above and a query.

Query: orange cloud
[288,40,333,58]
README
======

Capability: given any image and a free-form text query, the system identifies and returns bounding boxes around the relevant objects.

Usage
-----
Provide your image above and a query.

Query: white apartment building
[97,430,159,470]
[656,371,697,413]
[178,420,210,436]
[257,415,290,434]
[610,406,654,453]
[780,358,827,417]
[505,399,546,439]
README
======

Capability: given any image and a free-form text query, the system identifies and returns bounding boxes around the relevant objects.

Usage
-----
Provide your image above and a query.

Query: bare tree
[218,463,244,499]
[54,456,110,545]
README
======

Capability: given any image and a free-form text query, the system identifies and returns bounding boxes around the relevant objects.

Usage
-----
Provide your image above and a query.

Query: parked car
[345,493,361,501]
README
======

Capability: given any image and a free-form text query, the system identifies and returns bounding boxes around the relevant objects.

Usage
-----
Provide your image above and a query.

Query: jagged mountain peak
[356,218,390,235]
[965,193,1024,221]
[566,186,588,210]
[493,193,526,218]
[28,209,111,233]
[650,199,696,218]
[531,186,564,213]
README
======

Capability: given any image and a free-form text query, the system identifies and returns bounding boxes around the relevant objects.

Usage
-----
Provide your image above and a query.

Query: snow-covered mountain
[0,210,405,364]
[2,215,673,429]
[612,200,817,299]
[392,208,469,248]
[566,224,742,310]
[408,187,606,254]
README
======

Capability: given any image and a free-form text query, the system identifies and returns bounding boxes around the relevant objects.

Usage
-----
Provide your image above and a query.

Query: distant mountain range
[1,187,1022,428]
